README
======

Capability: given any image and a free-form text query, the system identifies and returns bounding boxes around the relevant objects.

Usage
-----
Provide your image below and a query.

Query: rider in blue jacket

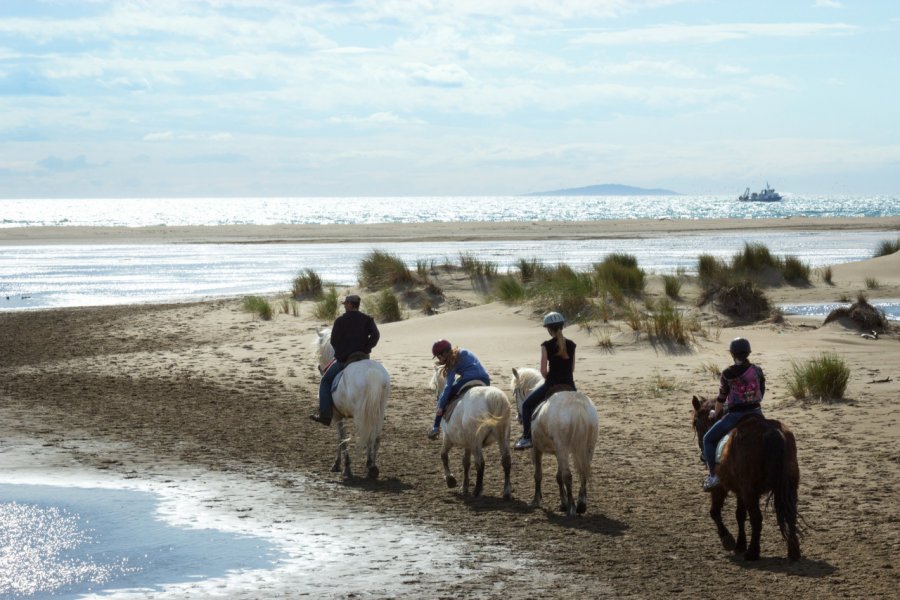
[427,339,491,439]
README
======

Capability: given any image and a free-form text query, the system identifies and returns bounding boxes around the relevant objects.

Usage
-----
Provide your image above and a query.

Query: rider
[309,294,380,427]
[427,340,491,440]
[702,337,766,491]
[513,311,576,450]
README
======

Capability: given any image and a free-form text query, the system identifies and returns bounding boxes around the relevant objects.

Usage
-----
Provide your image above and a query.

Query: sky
[1,0,898,198]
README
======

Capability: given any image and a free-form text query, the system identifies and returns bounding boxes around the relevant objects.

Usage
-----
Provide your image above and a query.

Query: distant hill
[525,184,679,196]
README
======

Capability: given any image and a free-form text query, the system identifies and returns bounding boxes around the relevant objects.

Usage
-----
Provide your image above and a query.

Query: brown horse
[691,395,801,561]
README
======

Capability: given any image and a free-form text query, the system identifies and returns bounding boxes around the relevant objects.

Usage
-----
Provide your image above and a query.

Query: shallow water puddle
[0,433,523,599]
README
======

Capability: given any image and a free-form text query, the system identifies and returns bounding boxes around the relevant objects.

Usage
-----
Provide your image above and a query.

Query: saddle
[442,380,486,422]
[715,412,766,464]
[329,352,372,394]
[546,383,576,397]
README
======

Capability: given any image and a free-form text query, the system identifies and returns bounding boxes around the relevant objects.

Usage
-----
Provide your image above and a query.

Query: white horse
[510,367,599,516]
[430,367,513,499]
[315,329,391,479]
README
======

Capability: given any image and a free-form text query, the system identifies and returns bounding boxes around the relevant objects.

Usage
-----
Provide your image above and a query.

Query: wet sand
[2,220,899,598]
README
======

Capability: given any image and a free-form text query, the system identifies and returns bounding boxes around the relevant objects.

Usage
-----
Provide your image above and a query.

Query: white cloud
[574,22,858,45]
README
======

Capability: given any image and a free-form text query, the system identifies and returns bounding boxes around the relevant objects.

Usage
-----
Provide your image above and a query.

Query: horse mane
[510,366,543,394]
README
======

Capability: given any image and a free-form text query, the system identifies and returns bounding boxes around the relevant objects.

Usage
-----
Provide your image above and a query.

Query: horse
[429,367,513,499]
[691,395,801,561]
[314,329,391,479]
[510,367,599,516]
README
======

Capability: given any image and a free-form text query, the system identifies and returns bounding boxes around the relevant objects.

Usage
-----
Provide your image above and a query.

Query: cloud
[143,132,234,141]
[405,63,472,88]
[328,112,426,125]
[37,155,90,171]
[574,22,858,45]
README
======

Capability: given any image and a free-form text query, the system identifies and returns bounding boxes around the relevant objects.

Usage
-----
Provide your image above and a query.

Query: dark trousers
[520,382,549,438]
[318,360,345,420]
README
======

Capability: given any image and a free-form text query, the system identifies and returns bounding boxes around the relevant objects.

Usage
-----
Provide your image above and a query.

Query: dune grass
[593,253,645,295]
[241,296,273,320]
[313,287,340,320]
[873,237,900,257]
[359,250,414,289]
[369,289,403,322]
[291,268,323,299]
[663,274,681,299]
[495,274,526,303]
[786,353,851,401]
[459,252,498,278]
[698,243,810,289]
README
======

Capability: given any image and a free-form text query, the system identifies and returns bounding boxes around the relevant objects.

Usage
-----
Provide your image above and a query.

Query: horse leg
[440,443,457,488]
[530,448,543,508]
[710,489,736,551]
[744,497,763,561]
[366,435,380,480]
[472,445,485,498]
[500,440,512,501]
[576,466,588,515]
[556,454,575,516]
[330,421,343,473]
[734,497,748,553]
[462,450,472,497]
[337,421,352,479]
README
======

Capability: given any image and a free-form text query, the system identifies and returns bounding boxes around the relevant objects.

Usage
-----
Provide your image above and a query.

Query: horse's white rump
[511,367,599,515]
[430,367,513,499]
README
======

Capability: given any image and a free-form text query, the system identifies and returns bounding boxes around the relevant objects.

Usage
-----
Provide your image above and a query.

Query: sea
[1,194,899,317]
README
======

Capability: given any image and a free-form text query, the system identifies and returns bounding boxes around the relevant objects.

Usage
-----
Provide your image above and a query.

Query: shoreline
[2,216,900,245]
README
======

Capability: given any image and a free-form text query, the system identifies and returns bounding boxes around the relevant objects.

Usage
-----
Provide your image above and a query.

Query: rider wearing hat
[514,311,576,450]
[427,340,491,440]
[309,294,380,426]
[701,337,766,490]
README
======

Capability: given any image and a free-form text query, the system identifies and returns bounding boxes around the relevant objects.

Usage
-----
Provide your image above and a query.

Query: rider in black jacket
[309,294,380,426]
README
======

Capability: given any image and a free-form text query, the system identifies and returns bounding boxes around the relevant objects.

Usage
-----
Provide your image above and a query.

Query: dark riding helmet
[729,337,751,358]
[432,339,452,357]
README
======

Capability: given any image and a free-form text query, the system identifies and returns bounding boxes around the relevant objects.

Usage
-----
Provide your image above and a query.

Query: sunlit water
[1,230,895,310]
[780,300,900,321]
[0,435,531,599]
[2,194,899,227]
[0,485,280,599]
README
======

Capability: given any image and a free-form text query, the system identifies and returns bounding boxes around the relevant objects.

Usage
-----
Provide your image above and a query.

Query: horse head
[430,365,446,399]
[691,395,718,457]
[314,328,335,373]
[510,367,543,415]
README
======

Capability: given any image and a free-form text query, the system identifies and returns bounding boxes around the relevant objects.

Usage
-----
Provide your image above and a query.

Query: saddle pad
[715,433,731,464]
[442,380,486,422]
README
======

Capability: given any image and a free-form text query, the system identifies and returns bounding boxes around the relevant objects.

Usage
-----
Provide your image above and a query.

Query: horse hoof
[721,533,737,552]
[330,463,341,473]
[446,476,457,488]
[576,501,587,514]
[744,549,760,561]
[502,491,512,501]
[367,466,379,480]
[558,503,568,513]
[342,469,353,479]
[473,487,483,498]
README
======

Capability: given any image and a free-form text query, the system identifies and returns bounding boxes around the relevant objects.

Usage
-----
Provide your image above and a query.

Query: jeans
[318,360,345,420]
[702,408,763,474]
[520,382,550,439]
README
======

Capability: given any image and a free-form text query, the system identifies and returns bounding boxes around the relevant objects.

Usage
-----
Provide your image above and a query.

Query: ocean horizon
[2,194,900,228]
[1,195,899,311]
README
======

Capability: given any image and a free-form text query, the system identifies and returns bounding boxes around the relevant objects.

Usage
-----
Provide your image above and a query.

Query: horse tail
[569,395,599,483]
[356,364,390,454]
[475,388,511,445]
[764,425,799,543]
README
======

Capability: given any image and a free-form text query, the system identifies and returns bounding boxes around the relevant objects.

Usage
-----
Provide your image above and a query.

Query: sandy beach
[2,218,899,599]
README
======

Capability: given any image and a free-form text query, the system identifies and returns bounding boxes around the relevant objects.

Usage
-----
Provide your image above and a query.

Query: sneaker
[426,427,441,440]
[309,414,331,427]
[514,437,533,450]
[702,474,720,491]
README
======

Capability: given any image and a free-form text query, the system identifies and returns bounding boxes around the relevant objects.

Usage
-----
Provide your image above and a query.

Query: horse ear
[691,395,701,410]
[512,367,519,378]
